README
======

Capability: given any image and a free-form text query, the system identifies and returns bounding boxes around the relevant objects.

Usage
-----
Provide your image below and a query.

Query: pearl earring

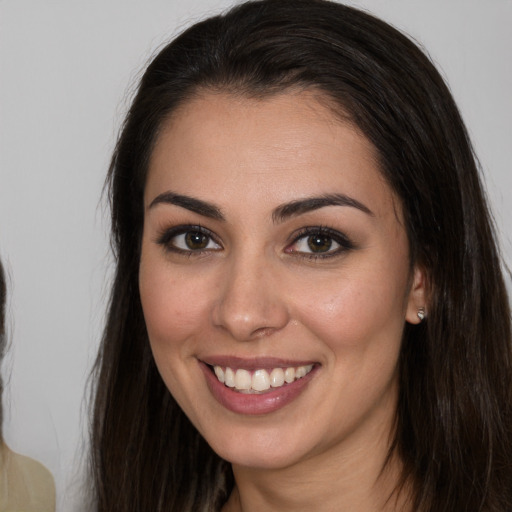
[417,307,426,321]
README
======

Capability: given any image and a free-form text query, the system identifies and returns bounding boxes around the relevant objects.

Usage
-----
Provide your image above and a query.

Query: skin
[139,91,425,511]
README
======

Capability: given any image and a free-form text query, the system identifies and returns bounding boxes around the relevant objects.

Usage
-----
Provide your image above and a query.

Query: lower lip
[199,361,317,415]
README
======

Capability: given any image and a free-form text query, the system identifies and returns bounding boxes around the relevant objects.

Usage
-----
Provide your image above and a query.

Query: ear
[405,265,427,325]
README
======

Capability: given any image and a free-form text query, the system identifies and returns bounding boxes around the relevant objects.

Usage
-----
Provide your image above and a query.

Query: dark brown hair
[91,1,512,510]
[0,258,6,439]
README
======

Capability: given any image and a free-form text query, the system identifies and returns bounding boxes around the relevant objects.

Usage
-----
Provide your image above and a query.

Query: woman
[91,0,512,510]
[0,259,56,511]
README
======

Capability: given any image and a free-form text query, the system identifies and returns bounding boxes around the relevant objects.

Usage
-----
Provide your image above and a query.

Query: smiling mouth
[210,364,314,394]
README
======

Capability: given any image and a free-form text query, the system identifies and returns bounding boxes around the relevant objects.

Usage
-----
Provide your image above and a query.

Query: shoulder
[0,444,56,512]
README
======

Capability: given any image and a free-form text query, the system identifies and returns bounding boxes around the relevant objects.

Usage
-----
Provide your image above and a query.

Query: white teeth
[212,364,314,392]
[284,367,295,383]
[296,366,308,378]
[252,369,270,391]
[270,368,285,387]
[224,367,236,388]
[234,369,252,390]
[214,366,225,384]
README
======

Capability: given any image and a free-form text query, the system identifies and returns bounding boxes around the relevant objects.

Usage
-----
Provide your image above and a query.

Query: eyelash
[156,225,221,256]
[155,224,355,260]
[285,226,355,260]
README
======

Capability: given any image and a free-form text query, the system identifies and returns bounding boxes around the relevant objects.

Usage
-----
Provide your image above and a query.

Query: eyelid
[285,226,355,258]
[155,224,222,254]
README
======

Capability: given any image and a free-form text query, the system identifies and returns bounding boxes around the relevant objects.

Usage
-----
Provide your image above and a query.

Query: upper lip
[200,355,317,370]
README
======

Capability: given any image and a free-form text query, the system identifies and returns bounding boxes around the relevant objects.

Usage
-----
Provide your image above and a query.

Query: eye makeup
[156,224,222,256]
[285,226,356,260]
[155,221,356,262]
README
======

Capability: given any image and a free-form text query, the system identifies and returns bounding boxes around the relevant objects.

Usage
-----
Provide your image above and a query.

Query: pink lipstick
[199,358,318,415]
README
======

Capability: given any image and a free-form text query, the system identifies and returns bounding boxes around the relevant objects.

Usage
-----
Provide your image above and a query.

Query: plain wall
[0,1,510,510]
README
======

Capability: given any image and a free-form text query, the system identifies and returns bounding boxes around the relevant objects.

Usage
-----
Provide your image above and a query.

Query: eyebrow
[149,192,225,220]
[272,193,374,223]
[148,191,373,222]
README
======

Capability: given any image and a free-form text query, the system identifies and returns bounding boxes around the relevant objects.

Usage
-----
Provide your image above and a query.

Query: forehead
[145,91,398,221]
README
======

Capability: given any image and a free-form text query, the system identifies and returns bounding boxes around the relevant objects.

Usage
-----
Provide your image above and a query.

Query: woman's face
[139,91,424,470]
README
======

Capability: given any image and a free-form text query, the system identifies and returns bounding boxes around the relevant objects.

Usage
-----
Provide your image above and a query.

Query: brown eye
[285,227,354,259]
[184,231,210,250]
[158,226,222,254]
[307,234,333,253]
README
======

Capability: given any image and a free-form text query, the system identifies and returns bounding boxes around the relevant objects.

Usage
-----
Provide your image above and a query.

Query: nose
[212,253,290,342]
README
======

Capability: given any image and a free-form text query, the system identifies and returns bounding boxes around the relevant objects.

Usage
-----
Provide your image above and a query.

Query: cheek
[138,254,211,354]
[138,252,214,417]
[291,263,409,353]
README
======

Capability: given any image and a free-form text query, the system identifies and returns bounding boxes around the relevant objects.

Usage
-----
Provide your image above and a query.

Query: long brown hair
[91,1,512,510]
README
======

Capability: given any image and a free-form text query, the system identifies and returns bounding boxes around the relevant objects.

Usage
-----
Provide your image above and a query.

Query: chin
[203,422,313,471]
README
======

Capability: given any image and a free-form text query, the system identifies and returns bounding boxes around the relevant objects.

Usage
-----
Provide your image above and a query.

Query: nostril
[252,326,281,338]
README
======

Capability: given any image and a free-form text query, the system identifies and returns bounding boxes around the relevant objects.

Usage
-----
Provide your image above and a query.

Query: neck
[223,418,412,512]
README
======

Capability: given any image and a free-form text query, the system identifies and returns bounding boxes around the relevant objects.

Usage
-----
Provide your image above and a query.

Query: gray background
[0,1,510,510]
